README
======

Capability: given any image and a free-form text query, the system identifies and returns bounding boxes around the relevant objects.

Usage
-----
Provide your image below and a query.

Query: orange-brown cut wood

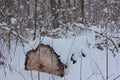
[25,44,65,77]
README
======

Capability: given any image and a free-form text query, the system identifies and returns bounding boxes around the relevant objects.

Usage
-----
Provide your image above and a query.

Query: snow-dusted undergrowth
[0,26,120,80]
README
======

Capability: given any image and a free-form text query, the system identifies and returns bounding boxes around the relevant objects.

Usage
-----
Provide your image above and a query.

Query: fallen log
[25,44,65,77]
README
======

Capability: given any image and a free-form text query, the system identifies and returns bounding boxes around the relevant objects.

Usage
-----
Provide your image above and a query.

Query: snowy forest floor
[0,25,120,80]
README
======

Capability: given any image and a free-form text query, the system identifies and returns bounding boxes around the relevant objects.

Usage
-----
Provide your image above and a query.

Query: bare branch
[113,75,120,80]
[93,59,105,80]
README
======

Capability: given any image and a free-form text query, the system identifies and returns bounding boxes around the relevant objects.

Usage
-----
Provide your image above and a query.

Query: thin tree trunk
[106,34,109,80]
[33,0,37,40]
[81,0,84,23]
[50,0,59,29]
[66,0,71,8]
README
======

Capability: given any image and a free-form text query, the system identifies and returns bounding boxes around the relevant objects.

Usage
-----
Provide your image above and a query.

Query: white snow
[11,18,17,24]
[0,26,120,80]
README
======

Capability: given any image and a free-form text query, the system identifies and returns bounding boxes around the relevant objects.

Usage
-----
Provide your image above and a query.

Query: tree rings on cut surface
[25,44,65,77]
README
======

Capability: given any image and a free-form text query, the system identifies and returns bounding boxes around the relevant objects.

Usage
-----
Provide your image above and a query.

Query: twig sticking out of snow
[93,59,105,80]
[113,75,120,80]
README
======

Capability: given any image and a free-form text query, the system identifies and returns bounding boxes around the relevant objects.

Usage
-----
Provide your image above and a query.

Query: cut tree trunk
[25,44,65,77]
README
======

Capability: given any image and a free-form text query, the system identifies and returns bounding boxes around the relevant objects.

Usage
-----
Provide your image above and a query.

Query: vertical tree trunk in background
[33,0,37,40]
[66,0,71,8]
[26,0,30,28]
[73,0,76,7]
[50,0,59,29]
[66,0,72,23]
[88,0,91,21]
[73,0,78,21]
[81,0,84,23]
[27,0,30,16]
[58,0,61,9]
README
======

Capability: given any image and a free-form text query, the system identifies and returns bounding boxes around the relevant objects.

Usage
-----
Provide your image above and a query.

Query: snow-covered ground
[0,27,120,80]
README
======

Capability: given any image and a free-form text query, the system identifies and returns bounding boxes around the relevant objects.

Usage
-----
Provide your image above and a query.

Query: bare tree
[50,0,59,29]
[81,0,85,23]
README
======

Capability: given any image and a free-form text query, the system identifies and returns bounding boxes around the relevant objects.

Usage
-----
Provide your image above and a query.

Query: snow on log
[25,44,65,77]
